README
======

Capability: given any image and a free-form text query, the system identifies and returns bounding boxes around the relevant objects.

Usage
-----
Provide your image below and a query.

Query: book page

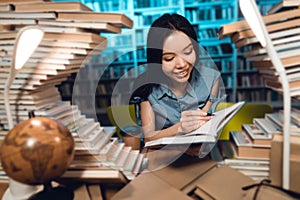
[186,101,245,137]
[144,101,245,148]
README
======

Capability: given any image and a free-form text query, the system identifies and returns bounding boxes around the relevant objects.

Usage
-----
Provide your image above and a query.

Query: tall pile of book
[218,2,300,100]
[218,107,300,181]
[218,1,300,181]
[0,0,148,184]
[218,123,273,181]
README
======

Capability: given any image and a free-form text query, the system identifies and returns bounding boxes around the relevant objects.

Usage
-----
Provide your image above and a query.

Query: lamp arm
[265,40,291,190]
[4,86,13,130]
[243,0,291,189]
[4,67,17,130]
[4,24,19,130]
[251,1,291,189]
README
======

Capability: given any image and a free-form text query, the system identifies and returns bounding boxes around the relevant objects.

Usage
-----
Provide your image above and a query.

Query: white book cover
[242,124,271,140]
[231,131,253,147]
[132,154,145,175]
[253,117,281,135]
[123,150,140,172]
[114,146,132,169]
[108,142,125,162]
[144,134,216,148]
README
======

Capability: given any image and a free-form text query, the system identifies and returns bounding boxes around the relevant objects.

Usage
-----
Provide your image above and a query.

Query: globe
[0,117,75,185]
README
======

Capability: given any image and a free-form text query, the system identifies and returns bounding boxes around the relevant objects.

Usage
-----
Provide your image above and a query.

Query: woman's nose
[175,56,186,68]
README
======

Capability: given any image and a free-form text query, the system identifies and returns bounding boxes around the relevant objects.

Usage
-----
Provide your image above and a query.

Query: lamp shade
[7,27,44,88]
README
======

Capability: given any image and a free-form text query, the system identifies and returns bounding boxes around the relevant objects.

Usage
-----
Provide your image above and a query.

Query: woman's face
[162,31,196,84]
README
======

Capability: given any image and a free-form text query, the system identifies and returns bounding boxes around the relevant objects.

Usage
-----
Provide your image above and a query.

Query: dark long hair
[130,13,199,103]
[147,13,199,66]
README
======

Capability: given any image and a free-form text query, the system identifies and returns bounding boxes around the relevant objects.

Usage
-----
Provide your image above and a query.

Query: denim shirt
[147,66,220,130]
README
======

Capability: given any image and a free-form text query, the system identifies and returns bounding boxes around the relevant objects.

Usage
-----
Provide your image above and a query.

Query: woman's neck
[168,81,188,98]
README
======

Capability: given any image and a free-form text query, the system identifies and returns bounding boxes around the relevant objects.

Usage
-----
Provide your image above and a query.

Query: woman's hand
[178,109,212,134]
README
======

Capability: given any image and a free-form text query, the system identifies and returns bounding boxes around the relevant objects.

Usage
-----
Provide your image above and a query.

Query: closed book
[61,167,128,183]
[268,0,300,14]
[56,12,133,28]
[144,134,216,148]
[253,117,282,135]
[0,11,56,19]
[0,0,51,4]
[253,55,300,68]
[242,124,272,147]
[219,8,300,38]
[230,131,271,160]
[43,32,106,44]
[265,79,300,90]
[74,138,119,162]
[38,20,121,33]
[14,2,92,12]
[267,112,300,134]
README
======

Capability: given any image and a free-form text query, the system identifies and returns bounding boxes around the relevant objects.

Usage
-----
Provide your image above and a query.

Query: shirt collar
[157,84,175,100]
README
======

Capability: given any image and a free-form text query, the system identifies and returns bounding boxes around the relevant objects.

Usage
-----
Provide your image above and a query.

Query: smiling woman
[130,13,225,159]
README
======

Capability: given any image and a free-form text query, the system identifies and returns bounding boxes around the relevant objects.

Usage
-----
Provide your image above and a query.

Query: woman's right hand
[178,109,212,134]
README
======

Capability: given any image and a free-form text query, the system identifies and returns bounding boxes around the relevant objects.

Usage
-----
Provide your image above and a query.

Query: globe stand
[2,179,39,200]
[28,181,74,200]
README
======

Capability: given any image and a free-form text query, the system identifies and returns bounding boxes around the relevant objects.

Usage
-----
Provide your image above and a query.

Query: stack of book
[228,129,271,179]
[265,109,300,134]
[220,158,270,181]
[218,2,300,100]
[63,124,148,183]
[268,0,300,14]
[0,0,147,183]
[219,3,300,182]
[217,114,277,180]
[219,107,300,181]
[0,0,133,128]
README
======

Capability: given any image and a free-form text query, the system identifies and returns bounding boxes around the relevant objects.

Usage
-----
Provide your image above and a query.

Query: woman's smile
[175,69,189,78]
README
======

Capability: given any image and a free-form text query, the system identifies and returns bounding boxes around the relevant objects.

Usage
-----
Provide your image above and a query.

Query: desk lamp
[239,0,291,189]
[3,26,44,200]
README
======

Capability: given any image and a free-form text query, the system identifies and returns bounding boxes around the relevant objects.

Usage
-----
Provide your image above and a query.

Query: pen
[206,112,215,116]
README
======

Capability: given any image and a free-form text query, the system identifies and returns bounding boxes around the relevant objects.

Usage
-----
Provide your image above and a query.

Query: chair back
[106,104,137,137]
[216,102,273,140]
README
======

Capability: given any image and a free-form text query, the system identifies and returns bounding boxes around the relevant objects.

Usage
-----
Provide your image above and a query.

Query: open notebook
[144,101,245,148]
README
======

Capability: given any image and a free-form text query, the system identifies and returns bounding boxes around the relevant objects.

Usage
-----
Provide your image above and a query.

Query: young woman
[131,13,223,154]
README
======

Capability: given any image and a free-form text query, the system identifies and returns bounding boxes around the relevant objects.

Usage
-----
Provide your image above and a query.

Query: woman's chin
[175,75,190,82]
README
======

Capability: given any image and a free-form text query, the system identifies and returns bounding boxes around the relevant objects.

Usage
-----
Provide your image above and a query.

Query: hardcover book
[268,0,300,14]
[60,167,129,183]
[56,12,133,29]
[253,117,282,135]
[242,124,272,146]
[14,2,92,12]
[230,131,271,160]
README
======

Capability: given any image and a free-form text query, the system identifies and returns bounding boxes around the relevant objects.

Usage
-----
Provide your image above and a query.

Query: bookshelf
[55,0,282,125]
[235,0,282,104]
[184,0,238,101]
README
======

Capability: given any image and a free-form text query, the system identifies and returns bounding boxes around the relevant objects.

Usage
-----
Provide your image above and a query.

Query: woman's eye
[184,48,193,55]
[163,57,174,62]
